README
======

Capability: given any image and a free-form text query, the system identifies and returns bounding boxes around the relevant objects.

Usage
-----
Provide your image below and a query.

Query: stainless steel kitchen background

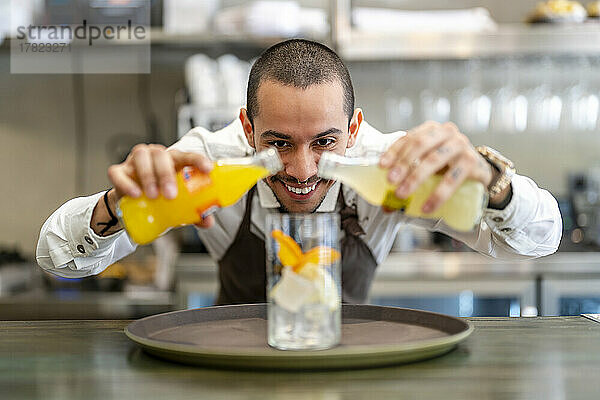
[1,0,600,318]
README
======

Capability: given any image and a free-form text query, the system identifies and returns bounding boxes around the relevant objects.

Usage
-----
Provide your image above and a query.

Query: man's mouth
[278,179,321,199]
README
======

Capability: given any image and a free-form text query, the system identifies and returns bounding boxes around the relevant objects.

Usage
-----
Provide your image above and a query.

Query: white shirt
[36,119,562,278]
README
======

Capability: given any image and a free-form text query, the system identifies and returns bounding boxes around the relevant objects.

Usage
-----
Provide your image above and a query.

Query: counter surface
[1,316,599,399]
[177,251,600,281]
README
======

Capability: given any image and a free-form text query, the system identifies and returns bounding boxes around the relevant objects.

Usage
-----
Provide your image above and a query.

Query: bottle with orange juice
[118,149,282,244]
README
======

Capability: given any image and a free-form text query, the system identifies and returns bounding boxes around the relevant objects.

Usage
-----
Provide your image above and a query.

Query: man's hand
[379,121,496,213]
[91,144,215,236]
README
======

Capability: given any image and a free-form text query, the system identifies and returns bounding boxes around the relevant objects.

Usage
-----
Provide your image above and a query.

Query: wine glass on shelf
[527,57,562,134]
[562,56,599,133]
[420,60,451,123]
[453,59,491,135]
[489,58,528,135]
[385,61,416,132]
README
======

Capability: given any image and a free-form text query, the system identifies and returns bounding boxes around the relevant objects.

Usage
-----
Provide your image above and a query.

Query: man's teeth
[285,183,317,195]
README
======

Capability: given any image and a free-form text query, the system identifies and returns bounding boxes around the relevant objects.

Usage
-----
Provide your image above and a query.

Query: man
[37,39,562,304]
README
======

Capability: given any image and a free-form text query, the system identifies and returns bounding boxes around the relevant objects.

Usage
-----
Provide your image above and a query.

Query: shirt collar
[257,180,341,212]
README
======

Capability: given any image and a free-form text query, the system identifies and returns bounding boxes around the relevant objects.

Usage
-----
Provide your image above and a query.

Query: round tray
[125,303,473,370]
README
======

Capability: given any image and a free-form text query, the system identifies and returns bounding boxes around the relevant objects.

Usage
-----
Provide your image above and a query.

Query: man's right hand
[108,144,213,200]
[92,144,215,236]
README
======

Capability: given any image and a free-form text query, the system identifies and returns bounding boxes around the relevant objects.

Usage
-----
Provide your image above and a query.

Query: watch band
[476,146,515,197]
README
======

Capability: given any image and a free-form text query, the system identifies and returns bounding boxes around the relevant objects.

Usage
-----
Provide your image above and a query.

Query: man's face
[241,79,360,213]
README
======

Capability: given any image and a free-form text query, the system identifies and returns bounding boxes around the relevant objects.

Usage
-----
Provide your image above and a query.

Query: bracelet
[97,189,119,235]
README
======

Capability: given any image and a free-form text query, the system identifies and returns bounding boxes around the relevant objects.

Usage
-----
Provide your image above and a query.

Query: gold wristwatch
[475,146,515,197]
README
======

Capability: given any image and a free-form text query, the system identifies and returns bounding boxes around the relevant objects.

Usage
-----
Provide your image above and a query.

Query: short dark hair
[246,39,354,127]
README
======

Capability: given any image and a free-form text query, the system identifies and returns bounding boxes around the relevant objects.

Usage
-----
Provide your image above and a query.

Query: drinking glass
[266,213,341,350]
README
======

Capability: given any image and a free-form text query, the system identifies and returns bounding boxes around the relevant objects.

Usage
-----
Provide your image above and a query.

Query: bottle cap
[256,148,283,175]
[317,152,341,180]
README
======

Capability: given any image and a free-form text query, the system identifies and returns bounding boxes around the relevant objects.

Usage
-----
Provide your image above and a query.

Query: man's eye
[316,138,334,147]
[270,140,289,149]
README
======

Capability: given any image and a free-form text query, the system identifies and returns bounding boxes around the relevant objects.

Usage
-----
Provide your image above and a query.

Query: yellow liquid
[119,164,269,244]
[328,164,486,232]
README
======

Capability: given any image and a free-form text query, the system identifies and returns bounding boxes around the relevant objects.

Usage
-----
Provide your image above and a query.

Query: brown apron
[216,185,378,305]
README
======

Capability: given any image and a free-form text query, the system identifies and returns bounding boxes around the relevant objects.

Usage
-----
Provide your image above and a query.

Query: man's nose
[284,148,318,183]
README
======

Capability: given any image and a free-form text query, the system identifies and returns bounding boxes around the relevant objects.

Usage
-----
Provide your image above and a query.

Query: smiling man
[37,39,562,305]
[241,42,360,214]
[244,81,353,213]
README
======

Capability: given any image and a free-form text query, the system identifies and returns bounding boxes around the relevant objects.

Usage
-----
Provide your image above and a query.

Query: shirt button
[77,245,86,254]
[492,216,504,223]
[500,227,512,233]
[84,236,93,245]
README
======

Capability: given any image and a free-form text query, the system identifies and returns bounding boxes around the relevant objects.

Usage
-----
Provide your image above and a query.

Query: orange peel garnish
[301,246,341,267]
[271,229,302,267]
[271,230,340,272]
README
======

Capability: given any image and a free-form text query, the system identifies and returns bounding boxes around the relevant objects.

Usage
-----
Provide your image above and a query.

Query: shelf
[174,251,600,281]
[149,29,323,47]
[0,28,330,50]
[4,14,600,59]
[337,23,600,61]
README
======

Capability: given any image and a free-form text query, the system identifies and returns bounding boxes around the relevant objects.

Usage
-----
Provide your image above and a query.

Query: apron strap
[240,185,256,230]
[337,187,366,237]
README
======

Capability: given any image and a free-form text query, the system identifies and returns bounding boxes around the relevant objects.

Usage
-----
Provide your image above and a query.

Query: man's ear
[347,108,363,148]
[239,108,255,149]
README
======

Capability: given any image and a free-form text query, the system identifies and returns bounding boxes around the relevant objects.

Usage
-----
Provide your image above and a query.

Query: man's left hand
[379,121,496,213]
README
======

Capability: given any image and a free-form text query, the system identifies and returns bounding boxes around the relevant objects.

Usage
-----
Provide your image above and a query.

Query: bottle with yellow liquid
[317,152,488,232]
[118,149,283,244]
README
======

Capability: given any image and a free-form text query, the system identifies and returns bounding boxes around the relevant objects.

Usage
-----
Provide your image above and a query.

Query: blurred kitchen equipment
[213,1,328,38]
[179,53,250,137]
[527,0,588,23]
[352,7,497,33]
[163,0,220,34]
[184,54,220,108]
[41,0,149,25]
[0,248,34,295]
[589,1,600,18]
[569,168,600,248]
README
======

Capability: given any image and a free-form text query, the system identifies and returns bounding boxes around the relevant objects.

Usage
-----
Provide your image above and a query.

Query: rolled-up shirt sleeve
[36,121,247,278]
[435,173,562,259]
[354,123,562,261]
[36,191,137,278]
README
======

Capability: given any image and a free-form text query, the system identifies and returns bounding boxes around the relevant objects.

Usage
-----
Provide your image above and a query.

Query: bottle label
[182,166,212,193]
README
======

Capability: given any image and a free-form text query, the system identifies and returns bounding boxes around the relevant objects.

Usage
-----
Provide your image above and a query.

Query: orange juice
[118,149,282,244]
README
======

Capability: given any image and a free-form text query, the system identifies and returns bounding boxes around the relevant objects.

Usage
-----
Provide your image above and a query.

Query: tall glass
[266,213,341,350]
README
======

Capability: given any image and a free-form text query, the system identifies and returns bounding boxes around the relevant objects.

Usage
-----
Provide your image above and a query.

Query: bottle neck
[318,152,379,180]
[217,149,283,175]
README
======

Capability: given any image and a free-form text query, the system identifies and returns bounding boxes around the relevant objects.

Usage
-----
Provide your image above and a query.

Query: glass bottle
[318,152,487,232]
[118,149,282,244]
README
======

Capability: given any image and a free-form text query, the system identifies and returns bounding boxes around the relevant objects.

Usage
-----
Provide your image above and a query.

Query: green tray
[125,303,473,370]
